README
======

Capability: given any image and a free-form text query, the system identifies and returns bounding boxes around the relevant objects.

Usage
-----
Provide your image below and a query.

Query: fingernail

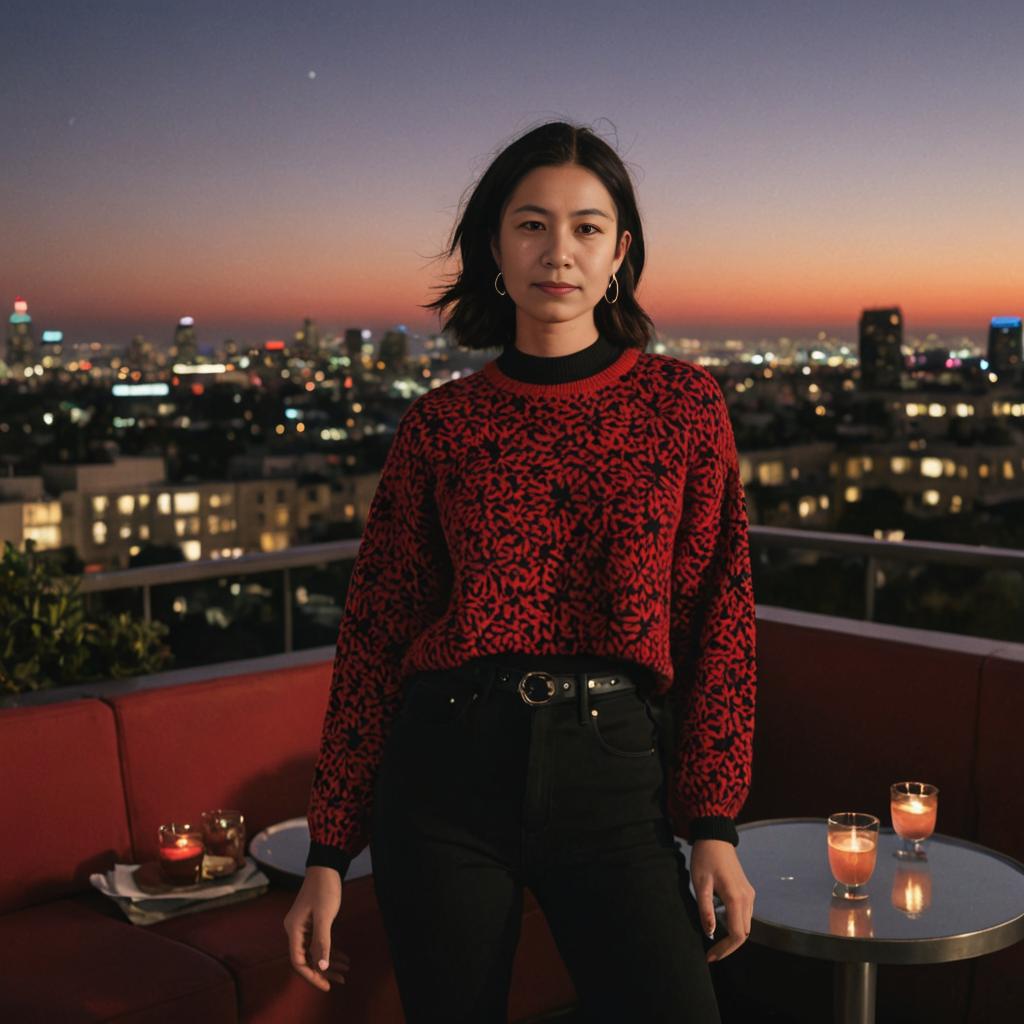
[318,958,329,970]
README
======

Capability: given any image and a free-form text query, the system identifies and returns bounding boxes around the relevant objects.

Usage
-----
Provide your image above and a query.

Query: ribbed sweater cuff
[305,841,353,880]
[687,816,739,847]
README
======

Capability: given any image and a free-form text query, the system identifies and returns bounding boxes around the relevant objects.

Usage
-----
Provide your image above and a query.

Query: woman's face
[490,163,631,332]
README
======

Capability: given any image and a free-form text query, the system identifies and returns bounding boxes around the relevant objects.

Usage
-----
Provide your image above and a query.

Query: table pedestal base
[833,961,876,1024]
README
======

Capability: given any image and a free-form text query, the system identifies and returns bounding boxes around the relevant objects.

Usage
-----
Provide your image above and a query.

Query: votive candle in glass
[157,822,205,885]
[890,782,938,860]
[827,813,879,900]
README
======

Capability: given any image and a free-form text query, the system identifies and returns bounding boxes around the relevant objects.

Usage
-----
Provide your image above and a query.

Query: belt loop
[577,670,589,727]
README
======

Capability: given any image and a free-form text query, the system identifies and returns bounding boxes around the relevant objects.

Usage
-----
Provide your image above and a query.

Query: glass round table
[730,818,1024,1024]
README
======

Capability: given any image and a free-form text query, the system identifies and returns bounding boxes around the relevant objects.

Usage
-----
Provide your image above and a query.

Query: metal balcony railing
[70,527,1024,674]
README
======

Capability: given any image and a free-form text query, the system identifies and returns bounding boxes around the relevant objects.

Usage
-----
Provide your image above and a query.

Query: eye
[578,224,601,235]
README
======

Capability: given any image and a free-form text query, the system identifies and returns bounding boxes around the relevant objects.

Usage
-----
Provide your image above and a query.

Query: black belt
[483,665,640,728]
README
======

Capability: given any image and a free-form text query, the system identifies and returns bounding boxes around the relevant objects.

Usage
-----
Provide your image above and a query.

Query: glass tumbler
[890,781,938,860]
[200,809,246,870]
[158,822,205,885]
[827,812,880,900]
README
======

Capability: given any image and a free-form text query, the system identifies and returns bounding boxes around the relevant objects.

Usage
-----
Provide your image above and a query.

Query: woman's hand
[690,839,756,963]
[283,866,351,991]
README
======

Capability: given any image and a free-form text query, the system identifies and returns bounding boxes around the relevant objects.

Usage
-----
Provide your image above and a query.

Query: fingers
[286,915,331,992]
[706,886,755,963]
[694,876,716,940]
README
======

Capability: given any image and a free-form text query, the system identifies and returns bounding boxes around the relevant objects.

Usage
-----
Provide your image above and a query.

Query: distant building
[987,316,1022,377]
[171,316,198,364]
[378,326,409,372]
[293,317,321,361]
[5,296,36,366]
[125,334,156,371]
[858,307,904,390]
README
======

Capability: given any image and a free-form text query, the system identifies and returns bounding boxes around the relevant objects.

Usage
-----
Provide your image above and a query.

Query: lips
[534,283,579,295]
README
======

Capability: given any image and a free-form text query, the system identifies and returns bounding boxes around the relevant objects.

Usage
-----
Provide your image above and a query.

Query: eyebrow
[510,204,612,220]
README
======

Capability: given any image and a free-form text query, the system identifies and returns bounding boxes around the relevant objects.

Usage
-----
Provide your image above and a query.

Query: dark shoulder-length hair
[422,120,656,353]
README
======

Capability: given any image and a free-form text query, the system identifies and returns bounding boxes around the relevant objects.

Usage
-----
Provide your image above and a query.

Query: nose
[543,225,574,267]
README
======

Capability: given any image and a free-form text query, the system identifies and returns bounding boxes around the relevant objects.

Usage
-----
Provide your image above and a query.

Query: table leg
[833,961,876,1024]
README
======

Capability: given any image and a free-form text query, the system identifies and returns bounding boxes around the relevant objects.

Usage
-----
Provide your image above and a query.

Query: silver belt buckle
[517,670,557,706]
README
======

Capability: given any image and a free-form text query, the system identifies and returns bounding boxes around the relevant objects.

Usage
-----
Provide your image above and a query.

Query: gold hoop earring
[494,272,507,297]
[604,273,619,304]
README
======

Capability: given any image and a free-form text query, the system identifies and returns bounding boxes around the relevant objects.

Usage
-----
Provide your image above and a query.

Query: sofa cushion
[0,699,132,914]
[107,660,331,863]
[0,892,236,1022]
[148,873,575,1024]
[151,878,402,1024]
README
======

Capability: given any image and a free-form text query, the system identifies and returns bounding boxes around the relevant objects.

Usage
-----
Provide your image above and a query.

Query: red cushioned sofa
[0,659,576,1023]
[1,608,1022,1023]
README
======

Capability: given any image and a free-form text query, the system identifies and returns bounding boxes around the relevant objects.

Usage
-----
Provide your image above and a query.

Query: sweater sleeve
[306,396,452,879]
[666,368,757,848]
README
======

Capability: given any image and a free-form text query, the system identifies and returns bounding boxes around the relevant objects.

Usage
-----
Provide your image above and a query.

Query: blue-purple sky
[3,0,1023,348]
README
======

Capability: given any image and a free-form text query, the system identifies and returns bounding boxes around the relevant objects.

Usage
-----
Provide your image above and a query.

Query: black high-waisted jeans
[368,655,722,1024]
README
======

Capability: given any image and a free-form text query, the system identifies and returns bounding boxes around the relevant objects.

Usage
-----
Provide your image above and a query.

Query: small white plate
[249,817,373,880]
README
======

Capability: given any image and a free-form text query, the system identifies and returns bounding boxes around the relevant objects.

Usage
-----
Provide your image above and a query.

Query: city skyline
[4,1,1024,344]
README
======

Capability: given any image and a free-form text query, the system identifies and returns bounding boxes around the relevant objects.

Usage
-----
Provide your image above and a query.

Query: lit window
[158,493,172,514]
[174,491,200,514]
[92,495,109,515]
[117,495,135,515]
[845,486,860,503]
[93,521,108,544]
[181,540,202,561]
[920,458,943,479]
[119,525,131,539]
[138,493,150,509]
[139,524,150,540]
[922,490,940,506]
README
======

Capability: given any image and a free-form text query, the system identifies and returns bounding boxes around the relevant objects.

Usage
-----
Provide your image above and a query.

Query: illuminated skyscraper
[171,316,198,364]
[987,316,1022,377]
[858,307,904,390]
[5,296,36,366]
[343,328,369,361]
[293,317,321,360]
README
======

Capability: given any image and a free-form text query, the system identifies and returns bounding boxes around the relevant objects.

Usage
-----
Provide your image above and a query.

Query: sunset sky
[4,0,1023,348]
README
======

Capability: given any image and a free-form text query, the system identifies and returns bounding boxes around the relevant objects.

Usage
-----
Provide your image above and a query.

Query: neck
[496,332,621,385]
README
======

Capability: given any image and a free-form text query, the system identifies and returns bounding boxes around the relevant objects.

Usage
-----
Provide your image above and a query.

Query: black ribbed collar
[495,333,621,384]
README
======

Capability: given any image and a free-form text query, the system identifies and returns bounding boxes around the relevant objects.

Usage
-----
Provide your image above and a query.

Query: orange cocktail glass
[890,782,938,859]
[827,813,879,900]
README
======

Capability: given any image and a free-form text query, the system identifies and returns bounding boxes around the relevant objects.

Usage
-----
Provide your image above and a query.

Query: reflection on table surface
[738,818,1024,945]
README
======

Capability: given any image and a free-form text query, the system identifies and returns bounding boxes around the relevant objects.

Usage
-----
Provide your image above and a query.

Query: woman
[285,120,757,1023]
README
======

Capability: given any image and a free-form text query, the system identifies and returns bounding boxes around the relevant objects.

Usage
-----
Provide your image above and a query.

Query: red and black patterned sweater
[307,339,758,878]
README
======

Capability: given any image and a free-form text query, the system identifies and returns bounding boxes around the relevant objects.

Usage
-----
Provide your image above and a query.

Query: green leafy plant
[0,539,172,694]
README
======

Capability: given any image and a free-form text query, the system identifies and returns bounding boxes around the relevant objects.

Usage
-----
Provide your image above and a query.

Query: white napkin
[90,856,268,902]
